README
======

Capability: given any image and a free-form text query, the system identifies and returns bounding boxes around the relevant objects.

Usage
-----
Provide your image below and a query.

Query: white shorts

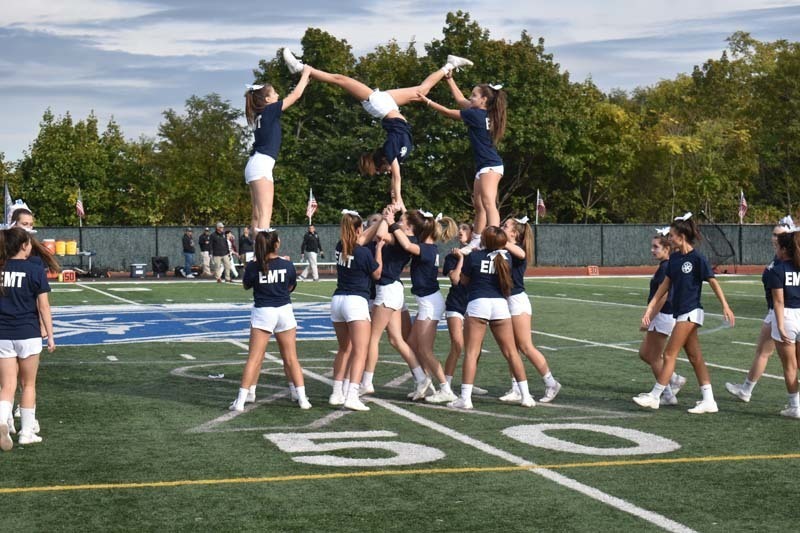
[361,90,399,119]
[416,292,445,321]
[251,304,296,333]
[507,292,532,316]
[374,281,405,310]
[331,294,371,323]
[647,312,676,336]
[0,338,43,359]
[466,298,511,321]
[446,310,464,321]
[771,308,800,342]
[675,308,704,326]
[763,309,775,325]
[244,152,276,184]
[475,165,504,180]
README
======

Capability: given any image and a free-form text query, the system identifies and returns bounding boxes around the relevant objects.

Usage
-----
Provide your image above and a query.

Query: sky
[2,0,800,162]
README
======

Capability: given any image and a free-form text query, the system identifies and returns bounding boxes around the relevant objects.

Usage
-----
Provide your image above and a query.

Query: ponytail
[671,217,701,245]
[494,254,512,297]
[436,216,458,242]
[245,84,273,127]
[507,216,534,266]
[255,230,280,277]
[482,226,512,297]
[340,213,362,258]
[30,238,61,273]
[478,84,507,145]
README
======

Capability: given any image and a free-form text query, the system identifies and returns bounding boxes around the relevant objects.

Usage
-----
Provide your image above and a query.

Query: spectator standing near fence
[181,228,196,278]
[199,228,212,277]
[299,225,324,281]
[239,227,254,263]
[210,222,232,283]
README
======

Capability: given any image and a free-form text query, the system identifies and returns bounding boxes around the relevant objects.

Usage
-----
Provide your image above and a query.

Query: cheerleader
[0,227,55,450]
[449,226,535,409]
[418,74,506,251]
[767,229,800,418]
[360,210,428,400]
[636,227,686,406]
[726,218,794,401]
[283,49,472,209]
[244,65,312,232]
[230,230,311,411]
[387,208,459,403]
[499,216,562,403]
[329,210,383,411]
[635,213,735,414]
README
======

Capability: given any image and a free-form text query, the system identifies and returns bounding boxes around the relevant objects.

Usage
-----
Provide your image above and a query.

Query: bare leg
[472,179,486,236]
[444,316,464,377]
[250,178,274,230]
[385,311,421,369]
[410,319,446,383]
[0,359,18,404]
[476,171,501,229]
[775,341,798,393]
[276,329,304,388]
[638,330,669,379]
[365,305,393,374]
[332,323,352,381]
[401,308,412,341]
[747,322,776,381]
[386,68,448,106]
[307,67,373,101]
[347,320,372,385]
[462,317,487,385]
[242,327,271,389]
[490,319,527,382]
[512,313,550,376]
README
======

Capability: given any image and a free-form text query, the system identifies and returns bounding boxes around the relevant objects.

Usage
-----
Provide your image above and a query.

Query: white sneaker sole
[687,402,718,414]
[0,423,12,451]
[632,394,660,410]
[344,399,369,412]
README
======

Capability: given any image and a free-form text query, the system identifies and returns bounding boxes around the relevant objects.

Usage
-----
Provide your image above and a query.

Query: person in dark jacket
[181,228,196,278]
[239,226,254,263]
[198,228,212,276]
[210,222,232,283]
[299,225,324,281]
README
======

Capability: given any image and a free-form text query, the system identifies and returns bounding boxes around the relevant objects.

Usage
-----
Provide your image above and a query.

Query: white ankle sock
[0,401,11,424]
[440,381,452,394]
[235,387,248,407]
[296,386,307,400]
[662,385,675,400]
[542,372,557,388]
[700,384,714,402]
[517,380,531,398]
[361,371,374,389]
[461,384,473,401]
[742,379,756,394]
[650,382,666,398]
[411,366,426,382]
[20,408,36,433]
[347,383,360,400]
[788,392,800,408]
[332,380,343,395]
[343,379,351,396]
[445,375,453,385]
[511,378,519,393]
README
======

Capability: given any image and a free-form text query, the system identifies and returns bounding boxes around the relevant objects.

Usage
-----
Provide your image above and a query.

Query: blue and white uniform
[443,253,467,320]
[243,257,297,333]
[766,258,800,342]
[331,241,379,323]
[410,242,444,321]
[374,240,412,311]
[462,249,512,321]
[461,108,503,180]
[381,118,413,166]
[762,258,778,324]
[507,254,532,316]
[647,260,676,335]
[245,100,283,183]
[0,258,50,359]
[666,249,715,326]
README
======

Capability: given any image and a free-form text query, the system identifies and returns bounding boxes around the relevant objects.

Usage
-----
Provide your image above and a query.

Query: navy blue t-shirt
[333,242,379,300]
[666,249,715,317]
[766,259,800,309]
[252,101,283,159]
[762,257,778,310]
[0,258,51,340]
[381,118,413,165]
[460,108,503,171]
[648,260,673,316]
[510,254,527,296]
[462,249,510,300]
[378,240,412,286]
[443,253,468,314]
[243,257,296,308]
[410,242,440,297]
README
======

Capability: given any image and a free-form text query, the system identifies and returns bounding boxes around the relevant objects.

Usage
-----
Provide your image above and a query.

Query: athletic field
[2,275,797,532]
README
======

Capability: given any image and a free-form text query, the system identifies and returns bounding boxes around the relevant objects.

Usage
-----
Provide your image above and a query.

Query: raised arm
[504,241,526,260]
[448,250,464,285]
[371,240,384,281]
[358,218,386,246]
[445,76,471,109]
[708,278,735,327]
[390,225,421,256]
[281,65,312,110]
[389,159,404,210]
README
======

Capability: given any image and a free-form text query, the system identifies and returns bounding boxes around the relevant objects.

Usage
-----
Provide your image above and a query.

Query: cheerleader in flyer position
[283,48,473,209]
[634,213,735,414]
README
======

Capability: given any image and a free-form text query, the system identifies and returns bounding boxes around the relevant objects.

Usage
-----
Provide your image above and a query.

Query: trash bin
[130,263,146,278]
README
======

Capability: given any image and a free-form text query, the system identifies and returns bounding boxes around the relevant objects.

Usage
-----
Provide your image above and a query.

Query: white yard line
[76,283,141,305]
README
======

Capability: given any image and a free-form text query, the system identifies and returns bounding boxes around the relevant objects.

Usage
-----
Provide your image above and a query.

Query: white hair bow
[514,215,529,224]
[655,226,670,237]
[779,215,795,228]
[418,209,433,218]
[435,213,443,222]
[487,249,509,260]
[341,209,360,217]
[245,84,264,95]
[489,84,503,91]
[261,227,276,233]
[674,212,692,221]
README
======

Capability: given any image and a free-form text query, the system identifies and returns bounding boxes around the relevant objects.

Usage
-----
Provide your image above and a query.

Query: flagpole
[535,189,540,226]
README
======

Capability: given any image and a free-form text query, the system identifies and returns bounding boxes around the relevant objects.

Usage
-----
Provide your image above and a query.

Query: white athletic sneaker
[13,405,20,418]
[725,382,751,403]
[7,416,15,435]
[670,374,687,395]
[520,395,536,408]
[283,48,304,74]
[447,397,473,410]
[0,422,12,452]
[632,393,660,410]
[359,384,375,396]
[246,392,256,403]
[328,391,346,406]
[411,377,433,401]
[344,396,370,412]
[447,55,474,70]
[472,385,489,396]
[228,401,244,412]
[779,406,800,419]
[33,419,39,434]
[425,389,458,404]
[539,381,562,403]
[660,394,678,406]
[687,399,719,414]
[499,389,522,403]
[17,432,42,445]
[298,397,312,410]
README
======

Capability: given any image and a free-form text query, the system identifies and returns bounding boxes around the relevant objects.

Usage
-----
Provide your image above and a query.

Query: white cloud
[0,0,162,26]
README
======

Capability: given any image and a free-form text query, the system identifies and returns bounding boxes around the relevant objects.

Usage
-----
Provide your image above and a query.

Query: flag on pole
[536,190,546,217]
[305,188,318,221]
[76,188,85,219]
[3,181,12,226]
[738,190,747,222]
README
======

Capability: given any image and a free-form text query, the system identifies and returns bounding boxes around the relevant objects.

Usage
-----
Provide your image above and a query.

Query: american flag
[76,188,85,218]
[536,190,546,217]
[306,188,317,220]
[738,190,747,221]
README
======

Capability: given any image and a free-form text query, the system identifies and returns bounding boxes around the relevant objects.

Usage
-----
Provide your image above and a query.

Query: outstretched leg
[306,67,374,101]
[386,55,473,105]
